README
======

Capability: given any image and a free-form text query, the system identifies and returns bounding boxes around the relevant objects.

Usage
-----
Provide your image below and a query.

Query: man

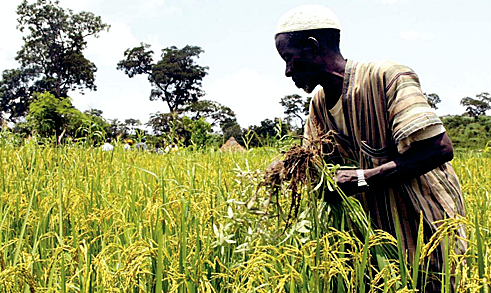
[275,5,465,292]
[123,139,133,151]
[136,137,148,151]
[101,138,114,151]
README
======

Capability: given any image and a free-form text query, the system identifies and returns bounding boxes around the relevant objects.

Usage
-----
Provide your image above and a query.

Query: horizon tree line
[0,0,489,147]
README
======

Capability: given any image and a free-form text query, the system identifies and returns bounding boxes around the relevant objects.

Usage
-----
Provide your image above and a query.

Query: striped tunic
[305,60,466,290]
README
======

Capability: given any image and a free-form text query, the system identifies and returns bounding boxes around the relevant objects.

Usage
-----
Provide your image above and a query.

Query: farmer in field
[135,137,148,151]
[101,138,114,151]
[275,5,465,292]
[123,139,134,151]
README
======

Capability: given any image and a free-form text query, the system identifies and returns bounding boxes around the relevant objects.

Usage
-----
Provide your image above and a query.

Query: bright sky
[1,0,490,128]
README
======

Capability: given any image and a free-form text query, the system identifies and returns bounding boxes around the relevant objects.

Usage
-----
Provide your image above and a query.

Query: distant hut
[220,137,246,152]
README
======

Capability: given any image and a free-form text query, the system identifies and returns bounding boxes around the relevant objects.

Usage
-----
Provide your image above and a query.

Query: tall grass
[0,142,489,292]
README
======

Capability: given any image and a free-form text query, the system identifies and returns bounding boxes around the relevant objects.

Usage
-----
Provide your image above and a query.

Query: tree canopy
[180,100,237,131]
[424,93,441,110]
[15,0,110,98]
[146,112,214,148]
[0,0,109,122]
[0,68,34,123]
[246,118,291,147]
[26,92,83,139]
[460,92,491,119]
[117,43,208,113]
[280,94,311,134]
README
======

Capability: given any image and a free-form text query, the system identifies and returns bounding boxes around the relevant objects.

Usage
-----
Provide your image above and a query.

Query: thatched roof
[220,137,246,152]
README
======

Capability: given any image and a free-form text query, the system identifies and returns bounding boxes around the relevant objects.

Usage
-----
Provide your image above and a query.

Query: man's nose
[285,64,293,77]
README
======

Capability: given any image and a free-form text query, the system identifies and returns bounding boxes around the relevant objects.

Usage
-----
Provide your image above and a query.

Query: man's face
[275,33,319,93]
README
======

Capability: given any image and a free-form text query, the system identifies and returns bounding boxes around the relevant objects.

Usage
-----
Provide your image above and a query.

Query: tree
[247,118,291,147]
[0,68,35,122]
[146,112,214,148]
[147,100,242,145]
[280,94,311,132]
[108,118,126,138]
[13,0,109,99]
[180,100,237,131]
[221,119,243,142]
[26,91,83,140]
[146,112,193,146]
[80,108,110,143]
[117,43,208,113]
[182,116,212,148]
[147,112,175,136]
[123,118,141,135]
[180,100,243,144]
[424,93,441,110]
[461,92,491,119]
[84,109,104,117]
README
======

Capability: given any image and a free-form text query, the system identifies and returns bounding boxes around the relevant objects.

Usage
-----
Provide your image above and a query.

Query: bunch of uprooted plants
[244,131,372,234]
[250,135,331,229]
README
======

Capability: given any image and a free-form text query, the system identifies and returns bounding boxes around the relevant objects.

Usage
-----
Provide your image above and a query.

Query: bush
[442,115,491,150]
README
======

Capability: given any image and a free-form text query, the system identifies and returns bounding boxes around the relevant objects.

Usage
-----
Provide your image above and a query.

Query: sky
[1,0,490,128]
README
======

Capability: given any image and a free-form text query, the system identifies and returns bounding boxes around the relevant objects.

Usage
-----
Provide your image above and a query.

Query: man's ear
[306,37,320,55]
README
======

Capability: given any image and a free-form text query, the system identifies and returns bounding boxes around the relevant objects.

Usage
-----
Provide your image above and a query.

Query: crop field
[0,141,490,292]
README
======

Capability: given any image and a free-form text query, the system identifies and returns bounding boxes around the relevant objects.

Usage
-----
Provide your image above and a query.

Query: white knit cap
[275,5,341,35]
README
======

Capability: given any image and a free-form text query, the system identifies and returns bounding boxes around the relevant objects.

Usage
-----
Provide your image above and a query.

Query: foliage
[77,109,110,146]
[75,118,106,146]
[147,100,243,148]
[0,0,108,123]
[460,92,491,119]
[147,112,177,136]
[26,91,83,139]
[280,94,311,132]
[221,119,244,144]
[14,0,109,99]
[442,115,491,150]
[424,93,441,110]
[0,68,35,122]
[180,99,243,143]
[246,118,292,147]
[180,100,237,131]
[0,126,24,147]
[84,108,104,118]
[107,118,127,138]
[146,112,214,148]
[102,118,148,140]
[123,118,142,135]
[117,43,208,113]
[182,116,212,149]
